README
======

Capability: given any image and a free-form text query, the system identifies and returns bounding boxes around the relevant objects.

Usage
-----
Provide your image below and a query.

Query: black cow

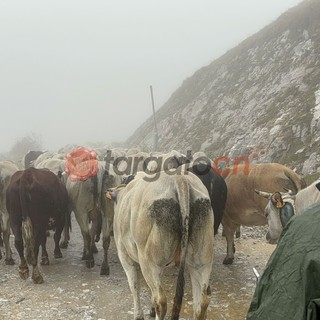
[6,167,68,283]
[187,163,227,235]
[22,150,45,168]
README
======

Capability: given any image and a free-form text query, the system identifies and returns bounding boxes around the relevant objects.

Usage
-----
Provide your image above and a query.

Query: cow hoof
[86,259,94,268]
[100,265,110,276]
[5,258,15,265]
[223,257,234,265]
[19,267,29,280]
[59,241,68,249]
[32,274,44,284]
[150,307,156,317]
[41,257,50,265]
[54,251,63,259]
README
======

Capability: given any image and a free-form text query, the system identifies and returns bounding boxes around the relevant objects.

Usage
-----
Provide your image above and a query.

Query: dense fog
[0,0,302,155]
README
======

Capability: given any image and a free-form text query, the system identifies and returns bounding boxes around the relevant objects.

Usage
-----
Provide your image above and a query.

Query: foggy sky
[0,0,303,153]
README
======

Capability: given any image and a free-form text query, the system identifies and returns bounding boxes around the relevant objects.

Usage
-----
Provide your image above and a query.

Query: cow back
[224,163,305,226]
[7,168,68,226]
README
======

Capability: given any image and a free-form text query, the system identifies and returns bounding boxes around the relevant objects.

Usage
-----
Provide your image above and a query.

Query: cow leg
[90,218,98,254]
[100,210,112,276]
[74,209,94,268]
[0,227,2,259]
[14,236,29,280]
[187,221,213,320]
[53,222,64,259]
[30,234,44,283]
[235,225,241,238]
[95,210,102,242]
[188,266,211,320]
[139,263,167,320]
[89,208,100,254]
[80,230,94,268]
[32,264,44,284]
[100,235,110,276]
[117,247,144,320]
[222,226,241,239]
[60,209,71,249]
[59,226,69,249]
[222,223,237,265]
[40,237,50,265]
[3,220,14,265]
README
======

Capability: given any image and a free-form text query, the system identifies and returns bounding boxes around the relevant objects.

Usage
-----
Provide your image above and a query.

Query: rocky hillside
[127,0,320,177]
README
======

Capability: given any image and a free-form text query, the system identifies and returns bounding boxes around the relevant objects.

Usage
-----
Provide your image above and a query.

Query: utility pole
[150,85,159,151]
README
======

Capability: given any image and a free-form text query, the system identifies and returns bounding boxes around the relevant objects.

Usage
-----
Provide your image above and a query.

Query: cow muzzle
[266,230,277,244]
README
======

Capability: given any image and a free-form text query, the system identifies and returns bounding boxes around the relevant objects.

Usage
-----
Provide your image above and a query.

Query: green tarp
[247,204,320,320]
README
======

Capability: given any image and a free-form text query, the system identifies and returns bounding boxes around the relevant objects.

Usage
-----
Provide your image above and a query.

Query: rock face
[127,0,320,175]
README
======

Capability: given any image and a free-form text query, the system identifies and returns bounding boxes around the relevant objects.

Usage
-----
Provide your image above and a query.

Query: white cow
[107,170,214,320]
[35,158,66,177]
[256,179,320,243]
[0,161,19,264]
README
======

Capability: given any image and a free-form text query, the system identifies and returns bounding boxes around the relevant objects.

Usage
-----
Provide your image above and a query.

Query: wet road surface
[0,217,275,320]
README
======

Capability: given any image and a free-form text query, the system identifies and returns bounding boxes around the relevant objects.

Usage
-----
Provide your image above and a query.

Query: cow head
[255,189,296,244]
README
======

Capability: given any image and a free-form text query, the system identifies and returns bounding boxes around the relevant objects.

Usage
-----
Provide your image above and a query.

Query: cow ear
[105,185,125,203]
[271,192,284,208]
[105,191,113,200]
[105,190,117,202]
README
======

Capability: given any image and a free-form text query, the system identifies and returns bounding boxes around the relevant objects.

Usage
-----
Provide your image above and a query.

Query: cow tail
[284,170,306,193]
[92,174,102,242]
[20,171,36,266]
[171,176,190,320]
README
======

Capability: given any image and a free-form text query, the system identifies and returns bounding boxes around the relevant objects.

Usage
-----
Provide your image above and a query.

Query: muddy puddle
[0,217,275,320]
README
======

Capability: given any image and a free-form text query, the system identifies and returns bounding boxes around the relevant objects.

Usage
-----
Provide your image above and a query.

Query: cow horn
[255,189,272,198]
[282,188,294,195]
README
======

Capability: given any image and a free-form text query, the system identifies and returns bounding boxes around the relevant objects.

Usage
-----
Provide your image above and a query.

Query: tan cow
[107,170,214,320]
[222,163,305,264]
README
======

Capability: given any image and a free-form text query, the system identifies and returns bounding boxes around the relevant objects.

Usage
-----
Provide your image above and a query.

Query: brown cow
[6,167,68,283]
[222,163,305,264]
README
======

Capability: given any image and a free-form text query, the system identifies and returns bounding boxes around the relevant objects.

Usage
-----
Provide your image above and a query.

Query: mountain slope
[127,0,320,176]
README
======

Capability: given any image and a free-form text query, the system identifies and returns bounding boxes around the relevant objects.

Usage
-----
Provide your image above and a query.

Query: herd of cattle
[0,146,320,320]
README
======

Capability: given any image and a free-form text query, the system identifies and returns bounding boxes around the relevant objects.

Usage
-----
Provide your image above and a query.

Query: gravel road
[0,217,274,320]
